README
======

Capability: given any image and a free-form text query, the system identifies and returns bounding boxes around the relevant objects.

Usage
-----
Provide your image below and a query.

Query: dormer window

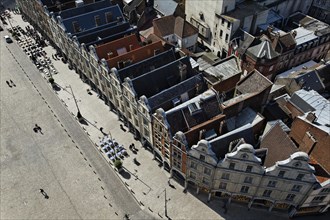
[296,174,304,181]
[200,154,205,161]
[94,15,101,26]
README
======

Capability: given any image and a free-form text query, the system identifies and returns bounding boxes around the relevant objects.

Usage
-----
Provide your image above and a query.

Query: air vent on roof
[172,97,181,107]
[188,102,202,116]
[117,61,124,69]
[75,0,84,7]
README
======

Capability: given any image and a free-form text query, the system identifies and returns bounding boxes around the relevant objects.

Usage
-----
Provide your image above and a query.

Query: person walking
[9,79,15,87]
[6,80,12,87]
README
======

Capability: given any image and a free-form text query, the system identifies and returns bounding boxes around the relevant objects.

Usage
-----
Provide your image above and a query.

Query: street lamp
[157,188,170,218]
[66,85,82,119]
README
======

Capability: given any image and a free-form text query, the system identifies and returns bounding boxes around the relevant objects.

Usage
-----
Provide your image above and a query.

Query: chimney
[271,32,280,49]
[179,63,187,81]
[199,129,206,140]
[267,25,274,34]
[306,112,317,123]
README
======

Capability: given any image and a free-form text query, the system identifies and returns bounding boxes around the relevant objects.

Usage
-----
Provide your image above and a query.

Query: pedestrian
[168,179,171,186]
[100,127,104,133]
[10,79,15,87]
[6,80,12,87]
[39,189,44,193]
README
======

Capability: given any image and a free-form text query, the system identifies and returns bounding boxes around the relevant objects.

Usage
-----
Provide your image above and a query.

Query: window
[200,155,205,161]
[221,173,230,180]
[263,190,272,197]
[222,18,225,25]
[225,34,229,42]
[285,194,296,201]
[105,12,113,23]
[94,15,101,26]
[244,176,253,184]
[229,163,235,170]
[312,196,326,203]
[321,188,330,193]
[241,186,249,193]
[296,174,304,181]
[204,167,211,175]
[202,177,210,185]
[227,22,231,29]
[219,182,227,189]
[246,165,253,173]
[72,21,81,33]
[278,171,285,178]
[190,171,196,179]
[292,185,302,192]
[220,30,223,38]
[268,180,277,187]
[191,161,197,169]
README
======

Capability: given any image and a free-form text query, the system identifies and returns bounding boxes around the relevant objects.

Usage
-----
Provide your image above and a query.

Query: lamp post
[157,188,170,218]
[66,85,82,119]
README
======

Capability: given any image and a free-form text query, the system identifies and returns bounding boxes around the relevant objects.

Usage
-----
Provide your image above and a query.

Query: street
[0,21,148,219]
[1,8,330,220]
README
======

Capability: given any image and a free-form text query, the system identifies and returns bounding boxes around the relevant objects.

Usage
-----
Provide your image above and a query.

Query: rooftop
[246,39,279,60]
[61,4,123,34]
[236,70,273,94]
[222,0,268,23]
[148,74,205,111]
[53,0,112,18]
[107,40,164,69]
[154,0,178,16]
[117,49,176,83]
[203,55,241,84]
[293,27,318,45]
[131,56,195,98]
[95,34,140,60]
[226,107,264,132]
[165,89,221,135]
[210,124,256,159]
[290,89,330,133]
[260,121,298,168]
[153,15,198,39]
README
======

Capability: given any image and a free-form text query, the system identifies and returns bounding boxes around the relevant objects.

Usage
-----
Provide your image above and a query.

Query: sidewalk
[6,12,294,220]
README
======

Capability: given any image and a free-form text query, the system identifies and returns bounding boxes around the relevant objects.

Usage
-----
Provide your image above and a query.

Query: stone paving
[5,10,330,220]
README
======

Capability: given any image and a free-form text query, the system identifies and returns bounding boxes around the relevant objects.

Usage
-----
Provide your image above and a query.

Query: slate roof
[154,0,178,16]
[236,70,273,94]
[117,49,176,83]
[204,55,241,84]
[246,40,279,60]
[165,90,221,135]
[260,122,298,168]
[226,107,264,132]
[290,89,330,133]
[148,74,205,111]
[54,0,112,18]
[77,22,136,46]
[210,124,256,159]
[276,60,325,92]
[131,56,195,98]
[153,15,198,39]
[61,4,123,34]
[237,31,256,55]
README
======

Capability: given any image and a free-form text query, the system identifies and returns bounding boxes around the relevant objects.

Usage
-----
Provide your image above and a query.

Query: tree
[114,160,122,169]
[48,77,55,84]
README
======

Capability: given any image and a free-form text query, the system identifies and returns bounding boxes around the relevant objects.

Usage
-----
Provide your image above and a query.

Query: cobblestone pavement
[3,10,330,220]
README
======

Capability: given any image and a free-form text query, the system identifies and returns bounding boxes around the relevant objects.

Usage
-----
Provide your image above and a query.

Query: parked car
[4,35,12,43]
